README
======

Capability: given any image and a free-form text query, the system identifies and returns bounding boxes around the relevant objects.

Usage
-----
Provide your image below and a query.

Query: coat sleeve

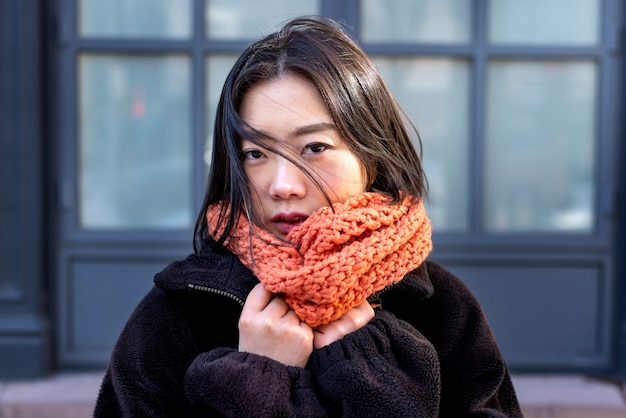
[422,262,523,417]
[308,310,441,417]
[184,348,326,417]
[94,288,208,417]
[94,287,328,418]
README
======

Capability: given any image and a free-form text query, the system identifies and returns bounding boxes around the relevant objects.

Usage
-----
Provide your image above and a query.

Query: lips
[271,212,308,235]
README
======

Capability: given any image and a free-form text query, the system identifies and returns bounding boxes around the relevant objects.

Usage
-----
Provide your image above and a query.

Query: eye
[242,148,265,160]
[303,142,329,155]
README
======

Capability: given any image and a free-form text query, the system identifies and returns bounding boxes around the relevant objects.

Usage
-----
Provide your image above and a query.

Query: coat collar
[154,237,259,305]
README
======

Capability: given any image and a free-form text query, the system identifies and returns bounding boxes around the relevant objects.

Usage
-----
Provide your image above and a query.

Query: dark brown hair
[194,16,427,252]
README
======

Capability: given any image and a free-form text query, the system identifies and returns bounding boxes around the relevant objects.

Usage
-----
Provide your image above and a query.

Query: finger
[351,300,375,324]
[312,301,375,349]
[338,301,374,331]
[264,294,292,318]
[316,300,374,332]
[242,283,273,314]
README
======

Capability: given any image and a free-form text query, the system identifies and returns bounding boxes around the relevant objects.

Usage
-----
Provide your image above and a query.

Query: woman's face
[239,73,367,238]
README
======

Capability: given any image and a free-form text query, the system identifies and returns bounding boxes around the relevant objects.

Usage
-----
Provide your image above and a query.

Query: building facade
[1,0,625,379]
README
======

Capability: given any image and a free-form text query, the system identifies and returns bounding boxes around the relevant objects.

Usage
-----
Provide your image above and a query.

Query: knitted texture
[206,192,432,327]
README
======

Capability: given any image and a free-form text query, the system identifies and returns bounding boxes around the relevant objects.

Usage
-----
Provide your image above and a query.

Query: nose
[268,157,306,200]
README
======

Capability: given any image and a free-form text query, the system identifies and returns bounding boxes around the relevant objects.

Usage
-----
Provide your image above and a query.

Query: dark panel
[444,261,609,371]
[58,254,179,367]
[0,0,48,378]
[0,336,49,379]
[616,0,626,381]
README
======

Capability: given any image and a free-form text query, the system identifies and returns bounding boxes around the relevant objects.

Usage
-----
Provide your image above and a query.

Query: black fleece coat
[95,238,522,417]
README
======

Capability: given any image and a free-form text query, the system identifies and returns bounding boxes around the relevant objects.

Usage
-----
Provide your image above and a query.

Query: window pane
[206,0,319,40]
[78,0,192,39]
[485,61,596,232]
[79,55,192,229]
[373,58,470,232]
[489,0,599,45]
[361,0,470,43]
[205,55,238,172]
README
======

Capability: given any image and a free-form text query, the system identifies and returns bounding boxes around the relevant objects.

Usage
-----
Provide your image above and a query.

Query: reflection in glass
[78,0,192,39]
[373,58,470,232]
[79,55,192,229]
[485,61,596,232]
[489,0,599,45]
[362,0,470,43]
[206,0,319,40]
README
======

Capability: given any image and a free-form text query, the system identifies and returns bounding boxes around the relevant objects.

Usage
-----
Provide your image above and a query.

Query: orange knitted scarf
[206,192,432,327]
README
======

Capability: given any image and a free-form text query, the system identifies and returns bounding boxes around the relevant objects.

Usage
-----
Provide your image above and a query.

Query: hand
[238,283,314,367]
[313,301,375,349]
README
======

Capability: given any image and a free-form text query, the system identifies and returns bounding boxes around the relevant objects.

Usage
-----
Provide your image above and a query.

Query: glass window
[206,0,319,40]
[373,58,470,232]
[485,60,596,232]
[78,55,192,229]
[361,0,471,44]
[78,0,192,39]
[205,55,238,170]
[488,0,600,45]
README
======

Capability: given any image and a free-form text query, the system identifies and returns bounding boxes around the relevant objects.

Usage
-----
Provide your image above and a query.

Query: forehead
[240,73,333,135]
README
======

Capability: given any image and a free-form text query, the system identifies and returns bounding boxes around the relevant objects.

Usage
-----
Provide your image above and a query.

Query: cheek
[244,164,266,192]
[335,156,367,196]
[349,155,367,188]
[244,175,265,208]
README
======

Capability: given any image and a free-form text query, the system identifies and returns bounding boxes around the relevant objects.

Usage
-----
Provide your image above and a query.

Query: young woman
[95,16,522,417]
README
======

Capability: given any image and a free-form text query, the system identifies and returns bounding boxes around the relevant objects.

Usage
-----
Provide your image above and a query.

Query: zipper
[367,290,384,310]
[187,283,245,307]
[187,284,391,310]
[368,283,399,311]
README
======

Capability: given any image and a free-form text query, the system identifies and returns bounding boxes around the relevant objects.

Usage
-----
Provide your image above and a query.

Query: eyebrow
[292,122,337,137]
